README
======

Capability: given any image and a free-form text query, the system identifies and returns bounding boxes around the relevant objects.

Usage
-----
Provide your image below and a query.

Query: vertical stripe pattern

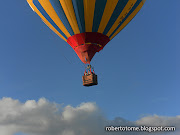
[71,0,85,33]
[59,0,80,34]
[49,0,74,36]
[106,0,137,36]
[92,0,107,32]
[98,0,119,33]
[27,0,146,41]
[83,0,96,32]
[109,0,145,39]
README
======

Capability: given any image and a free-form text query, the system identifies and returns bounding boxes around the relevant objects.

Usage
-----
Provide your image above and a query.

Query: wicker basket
[82,74,98,86]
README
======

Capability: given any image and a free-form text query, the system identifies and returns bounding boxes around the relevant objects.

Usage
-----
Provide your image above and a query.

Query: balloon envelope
[27,0,146,63]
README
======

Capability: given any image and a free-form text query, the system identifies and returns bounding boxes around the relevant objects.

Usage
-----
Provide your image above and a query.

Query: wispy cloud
[0,97,179,135]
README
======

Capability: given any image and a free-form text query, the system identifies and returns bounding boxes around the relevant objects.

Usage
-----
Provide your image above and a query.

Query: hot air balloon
[27,0,146,86]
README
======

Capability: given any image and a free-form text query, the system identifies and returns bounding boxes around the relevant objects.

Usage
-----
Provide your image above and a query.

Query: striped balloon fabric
[27,0,146,64]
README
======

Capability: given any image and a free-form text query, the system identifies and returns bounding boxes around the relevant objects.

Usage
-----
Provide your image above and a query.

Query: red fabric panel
[75,33,85,45]
[67,32,110,63]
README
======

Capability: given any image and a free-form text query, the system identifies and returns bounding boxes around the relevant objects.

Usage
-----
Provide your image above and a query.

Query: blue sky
[0,0,179,128]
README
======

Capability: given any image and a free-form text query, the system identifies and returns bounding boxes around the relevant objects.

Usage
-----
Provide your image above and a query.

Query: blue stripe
[109,0,142,38]
[72,0,85,33]
[49,0,74,36]
[103,0,128,35]
[33,0,68,39]
[92,0,107,32]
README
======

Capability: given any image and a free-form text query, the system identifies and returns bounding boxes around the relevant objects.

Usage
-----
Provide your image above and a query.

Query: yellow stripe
[38,0,71,38]
[83,0,96,32]
[98,0,119,33]
[107,0,137,37]
[110,1,145,40]
[86,43,102,47]
[27,1,35,11]
[27,0,67,41]
[59,0,80,34]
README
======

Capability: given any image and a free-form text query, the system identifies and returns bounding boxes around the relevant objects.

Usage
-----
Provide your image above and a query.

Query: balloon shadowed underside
[67,32,110,64]
[27,0,146,64]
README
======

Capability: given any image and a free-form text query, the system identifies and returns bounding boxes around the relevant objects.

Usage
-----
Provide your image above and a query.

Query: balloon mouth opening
[74,44,101,64]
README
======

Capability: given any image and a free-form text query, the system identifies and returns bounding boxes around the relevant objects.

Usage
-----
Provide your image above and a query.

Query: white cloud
[136,115,180,127]
[0,97,179,135]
